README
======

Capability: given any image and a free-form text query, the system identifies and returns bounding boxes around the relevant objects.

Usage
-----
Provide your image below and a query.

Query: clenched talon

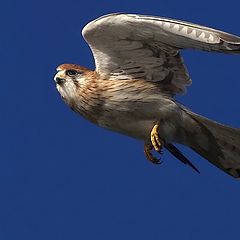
[144,143,162,164]
[151,123,162,152]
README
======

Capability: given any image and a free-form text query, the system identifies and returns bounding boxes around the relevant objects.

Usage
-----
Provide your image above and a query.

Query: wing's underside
[82,13,240,96]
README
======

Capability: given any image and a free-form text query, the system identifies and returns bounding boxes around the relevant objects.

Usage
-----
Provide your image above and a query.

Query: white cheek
[56,81,77,100]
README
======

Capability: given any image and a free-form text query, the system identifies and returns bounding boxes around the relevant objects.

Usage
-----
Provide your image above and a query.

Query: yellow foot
[151,123,162,152]
[144,143,162,164]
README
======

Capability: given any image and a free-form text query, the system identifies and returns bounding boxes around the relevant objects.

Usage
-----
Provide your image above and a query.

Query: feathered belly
[97,116,155,140]
[95,99,181,142]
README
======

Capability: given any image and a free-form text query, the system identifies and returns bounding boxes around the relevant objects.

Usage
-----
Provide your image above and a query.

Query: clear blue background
[2,0,240,239]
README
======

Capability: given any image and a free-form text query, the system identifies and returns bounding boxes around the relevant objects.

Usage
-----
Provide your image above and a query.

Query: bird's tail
[177,106,240,178]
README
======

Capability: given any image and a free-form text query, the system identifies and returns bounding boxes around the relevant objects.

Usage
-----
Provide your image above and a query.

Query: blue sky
[2,0,240,239]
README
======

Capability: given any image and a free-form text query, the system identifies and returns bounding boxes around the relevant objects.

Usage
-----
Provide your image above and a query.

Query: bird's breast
[68,79,181,141]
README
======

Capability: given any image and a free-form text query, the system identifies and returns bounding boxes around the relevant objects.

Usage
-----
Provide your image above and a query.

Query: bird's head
[54,64,90,101]
[54,64,89,86]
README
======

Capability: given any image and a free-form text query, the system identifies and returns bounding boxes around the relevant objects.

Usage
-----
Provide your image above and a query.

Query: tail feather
[179,107,240,178]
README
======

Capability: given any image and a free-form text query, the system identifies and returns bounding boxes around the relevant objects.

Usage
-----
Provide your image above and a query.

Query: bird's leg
[144,122,164,164]
[144,143,162,164]
[144,123,163,164]
[150,123,163,152]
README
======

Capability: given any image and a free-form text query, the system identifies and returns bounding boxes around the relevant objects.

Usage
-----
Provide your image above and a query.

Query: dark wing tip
[164,143,200,174]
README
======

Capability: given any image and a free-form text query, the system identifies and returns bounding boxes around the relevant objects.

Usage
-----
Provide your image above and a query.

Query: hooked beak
[54,71,66,84]
[55,77,65,84]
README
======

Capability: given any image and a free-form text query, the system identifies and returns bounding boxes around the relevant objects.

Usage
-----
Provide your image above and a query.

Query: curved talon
[144,143,162,164]
[144,123,200,173]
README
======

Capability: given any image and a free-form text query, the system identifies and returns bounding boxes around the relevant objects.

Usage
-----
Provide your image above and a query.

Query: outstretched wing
[82,13,240,95]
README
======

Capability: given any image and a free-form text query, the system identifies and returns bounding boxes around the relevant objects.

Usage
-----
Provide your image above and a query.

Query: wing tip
[164,143,200,174]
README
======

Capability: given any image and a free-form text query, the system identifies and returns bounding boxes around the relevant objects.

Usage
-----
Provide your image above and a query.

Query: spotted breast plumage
[54,13,240,178]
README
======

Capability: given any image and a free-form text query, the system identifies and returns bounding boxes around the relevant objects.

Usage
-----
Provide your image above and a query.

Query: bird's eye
[65,69,78,76]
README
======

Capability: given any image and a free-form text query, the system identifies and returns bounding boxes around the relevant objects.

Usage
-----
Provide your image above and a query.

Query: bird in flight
[54,13,240,178]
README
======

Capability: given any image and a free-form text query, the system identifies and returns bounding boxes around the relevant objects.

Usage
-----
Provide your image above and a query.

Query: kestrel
[54,13,240,178]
